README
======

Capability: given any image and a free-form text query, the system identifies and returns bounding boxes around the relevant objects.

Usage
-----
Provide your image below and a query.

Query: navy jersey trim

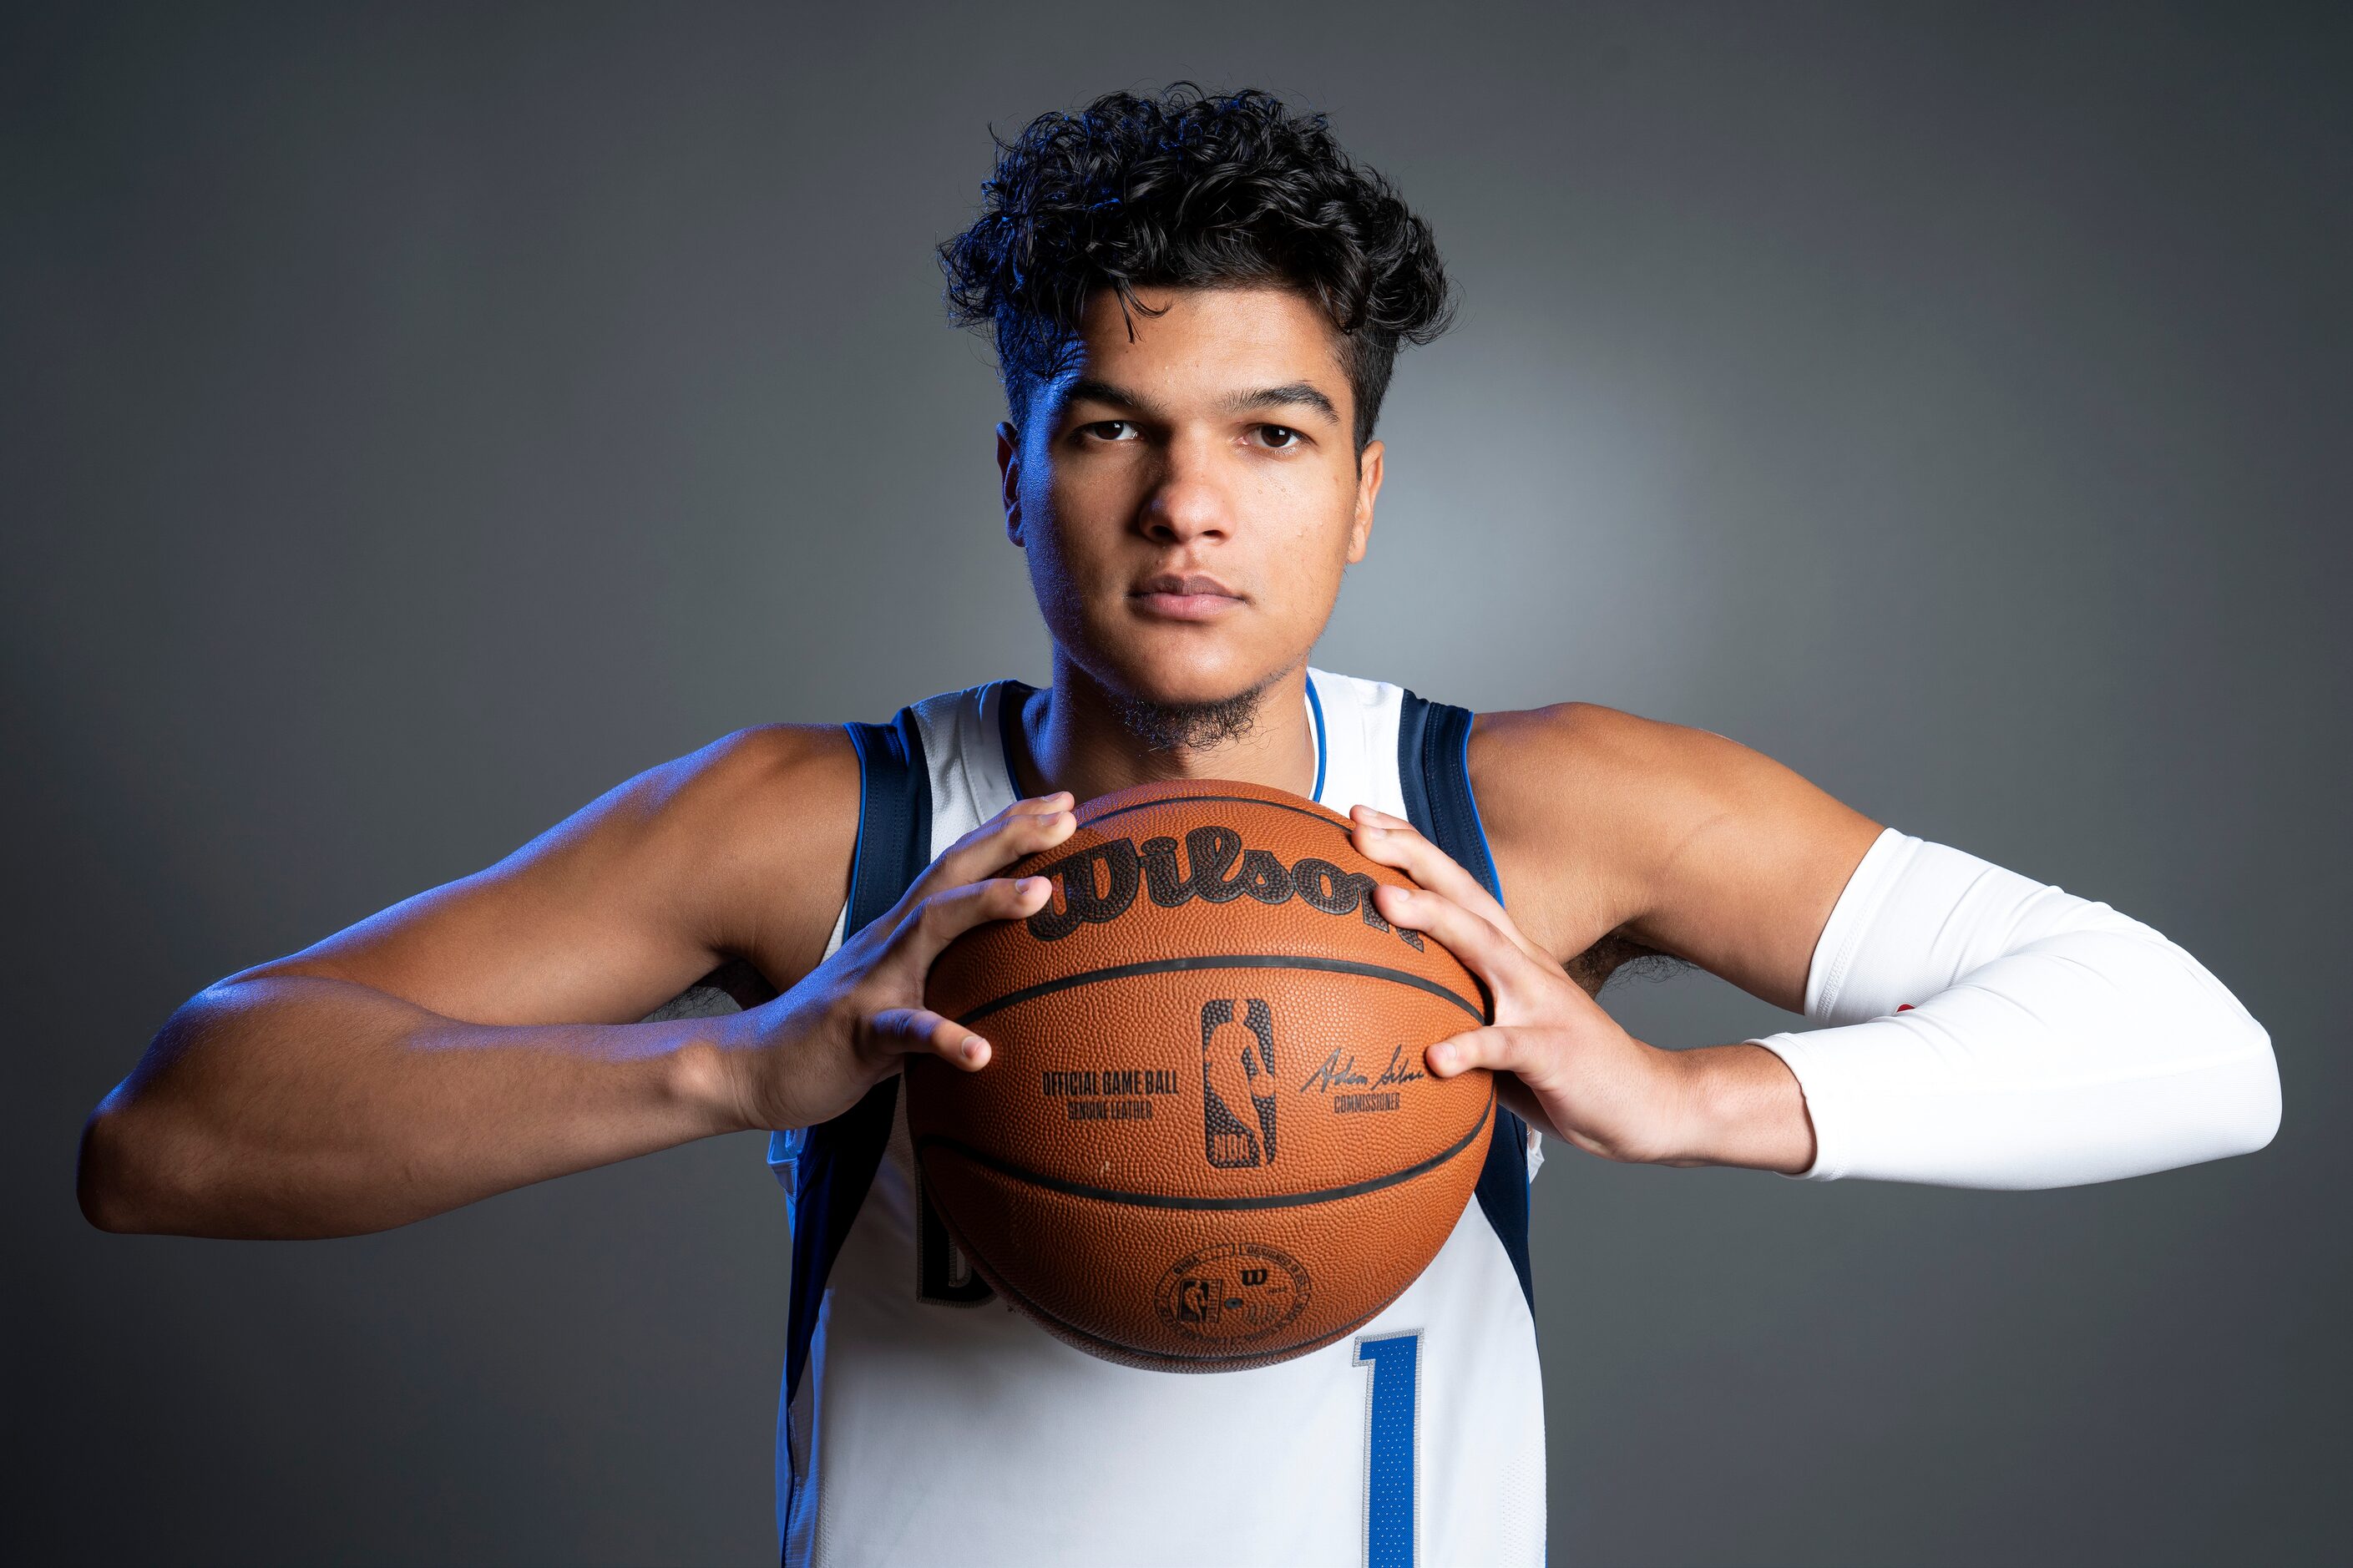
[1397,693,1505,904]
[997,677,1035,794]
[782,709,934,1407]
[1397,691,1536,1311]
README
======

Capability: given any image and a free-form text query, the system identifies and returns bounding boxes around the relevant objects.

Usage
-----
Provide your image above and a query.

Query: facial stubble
[1104,670,1282,754]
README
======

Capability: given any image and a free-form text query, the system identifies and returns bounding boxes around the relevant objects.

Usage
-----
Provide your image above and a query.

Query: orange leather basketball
[911,778,1495,1372]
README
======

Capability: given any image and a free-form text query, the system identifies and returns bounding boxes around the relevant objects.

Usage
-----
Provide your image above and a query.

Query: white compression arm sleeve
[1751,829,2280,1188]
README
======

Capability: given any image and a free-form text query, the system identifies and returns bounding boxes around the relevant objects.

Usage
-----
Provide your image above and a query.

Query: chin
[1096,630,1288,712]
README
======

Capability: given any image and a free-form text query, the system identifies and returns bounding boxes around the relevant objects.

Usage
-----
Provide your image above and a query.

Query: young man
[79,88,2279,1566]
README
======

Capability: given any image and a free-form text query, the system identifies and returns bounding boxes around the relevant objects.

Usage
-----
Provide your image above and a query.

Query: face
[997,286,1384,710]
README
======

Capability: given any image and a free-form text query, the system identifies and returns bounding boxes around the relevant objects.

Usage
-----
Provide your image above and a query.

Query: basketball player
[78,88,2280,1566]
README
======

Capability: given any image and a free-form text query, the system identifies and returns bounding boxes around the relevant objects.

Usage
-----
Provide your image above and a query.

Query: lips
[1130,572,1246,622]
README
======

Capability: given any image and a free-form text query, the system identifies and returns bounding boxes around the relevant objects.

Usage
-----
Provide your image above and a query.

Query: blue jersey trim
[779,709,934,1557]
[1397,690,1535,1311]
[1307,671,1328,802]
[783,712,932,1411]
[1454,710,1502,907]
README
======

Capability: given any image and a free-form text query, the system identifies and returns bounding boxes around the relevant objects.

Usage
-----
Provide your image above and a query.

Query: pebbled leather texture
[913,778,1495,1370]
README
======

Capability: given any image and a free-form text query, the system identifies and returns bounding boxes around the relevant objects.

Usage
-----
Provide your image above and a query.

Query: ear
[996,422,1025,547]
[1346,438,1384,564]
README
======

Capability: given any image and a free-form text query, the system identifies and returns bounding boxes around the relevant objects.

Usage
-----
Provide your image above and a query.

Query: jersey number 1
[1355,1332,1420,1568]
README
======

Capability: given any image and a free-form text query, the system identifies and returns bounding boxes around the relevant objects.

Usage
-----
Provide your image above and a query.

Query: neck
[1012,652,1318,805]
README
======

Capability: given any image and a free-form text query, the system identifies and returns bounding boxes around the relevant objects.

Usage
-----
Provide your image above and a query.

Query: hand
[716,793,1075,1132]
[1349,806,1697,1166]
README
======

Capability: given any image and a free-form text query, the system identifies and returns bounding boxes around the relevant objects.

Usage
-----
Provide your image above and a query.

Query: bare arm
[78,727,1075,1239]
[1396,703,1876,1172]
[78,724,859,1237]
[82,976,757,1237]
[1359,701,2273,1185]
[1472,703,1884,1009]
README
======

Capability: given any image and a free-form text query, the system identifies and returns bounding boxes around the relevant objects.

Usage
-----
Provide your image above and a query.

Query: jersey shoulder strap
[780,706,934,1403]
[1395,690,1535,1310]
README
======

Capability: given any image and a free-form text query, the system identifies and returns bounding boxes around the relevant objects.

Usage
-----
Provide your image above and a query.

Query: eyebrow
[1063,377,1153,416]
[1060,377,1342,427]
[1222,382,1341,425]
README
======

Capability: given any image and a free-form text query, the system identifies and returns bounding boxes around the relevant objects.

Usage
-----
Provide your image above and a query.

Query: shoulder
[649,723,861,953]
[1462,704,1718,964]
[1467,703,1878,984]
[1469,701,1765,856]
[250,722,865,1023]
[553,721,858,865]
[500,721,861,982]
[1472,700,1710,775]
[665,721,860,821]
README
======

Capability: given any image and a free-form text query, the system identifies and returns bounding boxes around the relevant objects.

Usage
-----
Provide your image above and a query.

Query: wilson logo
[1025,827,1424,953]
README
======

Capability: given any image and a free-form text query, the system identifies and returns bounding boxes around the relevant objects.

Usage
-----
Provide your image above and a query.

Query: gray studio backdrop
[8,3,2345,1564]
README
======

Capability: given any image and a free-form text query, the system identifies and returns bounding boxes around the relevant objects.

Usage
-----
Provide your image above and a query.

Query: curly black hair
[939,85,1454,451]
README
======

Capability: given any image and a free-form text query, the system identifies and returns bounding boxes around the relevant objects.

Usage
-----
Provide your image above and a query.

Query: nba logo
[1176,1277,1222,1323]
[1200,999,1279,1168]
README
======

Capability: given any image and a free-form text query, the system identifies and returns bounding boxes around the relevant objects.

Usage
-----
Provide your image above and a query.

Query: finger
[1371,882,1541,1014]
[866,1006,994,1070]
[1348,808,1504,922]
[1349,807,1547,965]
[888,873,1055,969]
[1000,791,1076,818]
[1349,807,1507,924]
[907,796,1076,903]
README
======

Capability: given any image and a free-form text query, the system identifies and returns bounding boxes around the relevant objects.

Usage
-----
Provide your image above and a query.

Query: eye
[1253,424,1303,450]
[1081,420,1138,442]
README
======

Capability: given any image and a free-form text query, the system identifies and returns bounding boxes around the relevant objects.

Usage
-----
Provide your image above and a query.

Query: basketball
[910,778,1495,1371]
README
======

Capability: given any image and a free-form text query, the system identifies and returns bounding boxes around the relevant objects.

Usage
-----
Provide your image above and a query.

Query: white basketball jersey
[770,669,1546,1566]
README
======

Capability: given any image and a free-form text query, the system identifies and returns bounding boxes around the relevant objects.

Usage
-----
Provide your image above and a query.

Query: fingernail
[964,1039,988,1062]
[1428,1044,1454,1072]
[1019,877,1048,895]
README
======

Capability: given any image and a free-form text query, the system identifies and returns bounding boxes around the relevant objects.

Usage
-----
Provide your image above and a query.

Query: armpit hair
[1564,931,1688,998]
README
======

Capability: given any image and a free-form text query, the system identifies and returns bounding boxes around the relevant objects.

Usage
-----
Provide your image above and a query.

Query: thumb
[1423,1024,1536,1082]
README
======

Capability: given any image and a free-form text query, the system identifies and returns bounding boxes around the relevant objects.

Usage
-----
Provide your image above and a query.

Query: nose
[1136,433,1232,546]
